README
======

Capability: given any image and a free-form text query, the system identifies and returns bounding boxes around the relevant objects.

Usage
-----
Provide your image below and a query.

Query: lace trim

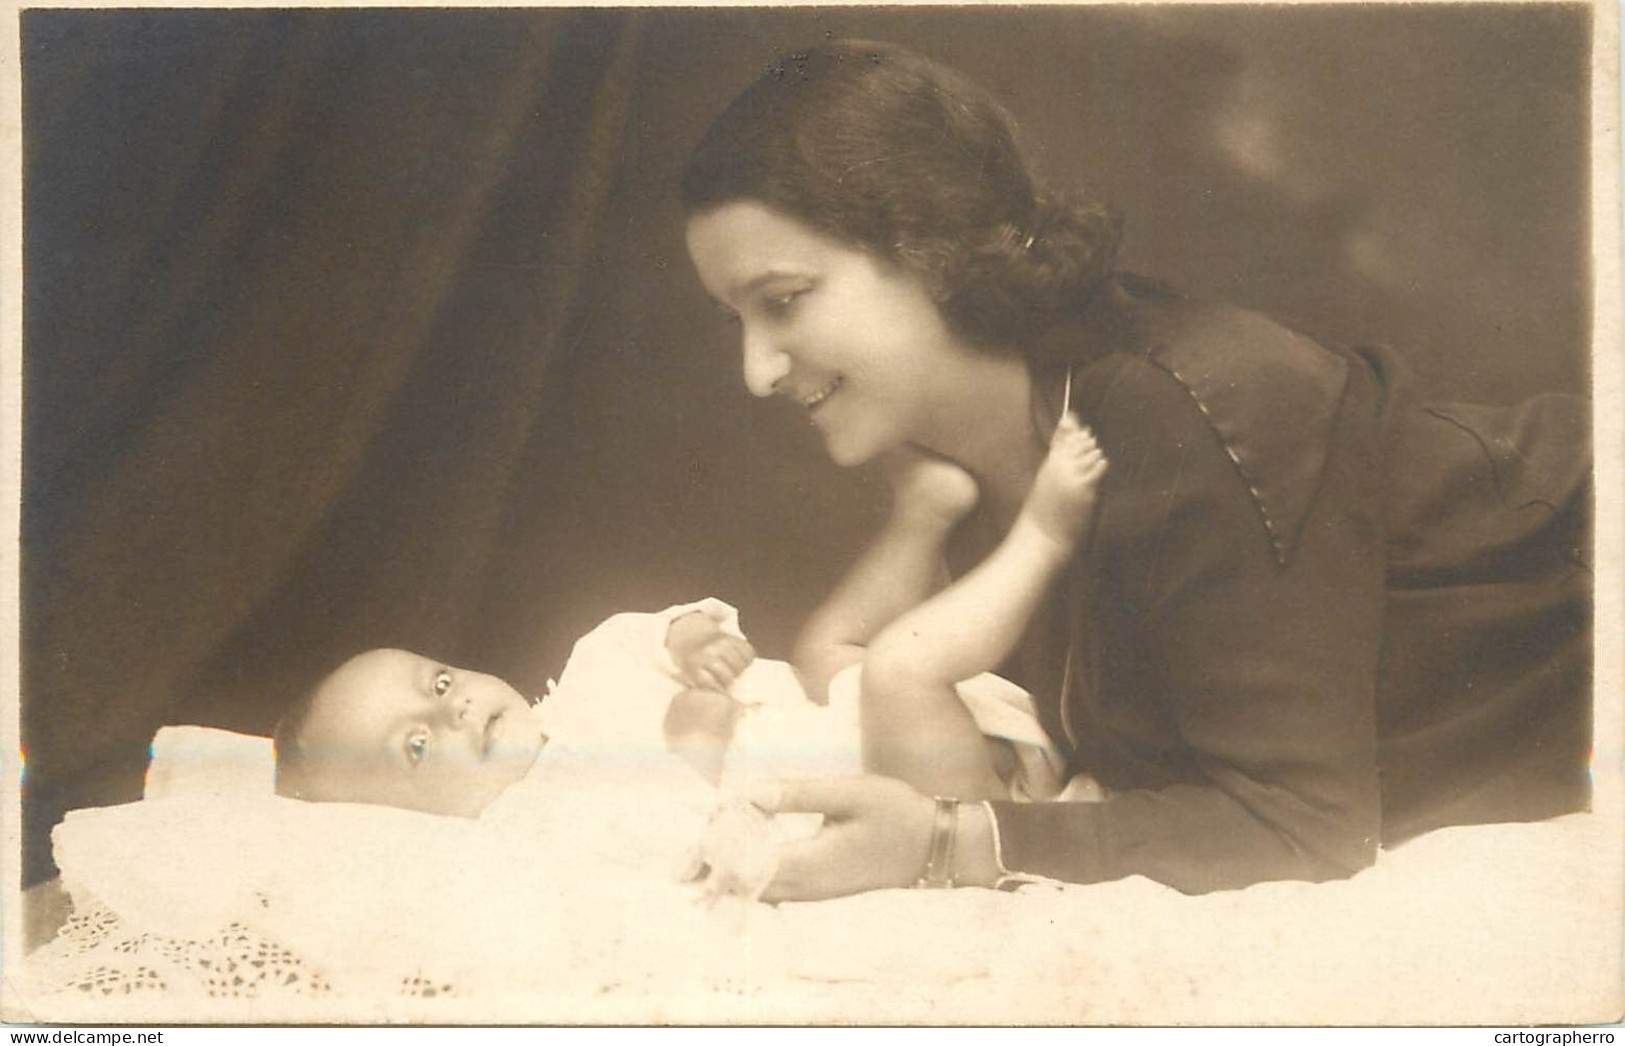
[24,901,459,1001]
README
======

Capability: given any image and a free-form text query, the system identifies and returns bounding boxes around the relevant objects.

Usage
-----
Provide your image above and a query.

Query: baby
[270,415,1104,889]
[271,605,759,818]
[272,602,788,894]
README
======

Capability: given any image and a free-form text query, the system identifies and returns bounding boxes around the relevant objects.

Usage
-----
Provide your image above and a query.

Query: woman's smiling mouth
[797,378,842,412]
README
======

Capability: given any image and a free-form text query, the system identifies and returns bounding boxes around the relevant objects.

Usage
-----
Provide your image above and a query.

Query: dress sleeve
[987,353,1388,893]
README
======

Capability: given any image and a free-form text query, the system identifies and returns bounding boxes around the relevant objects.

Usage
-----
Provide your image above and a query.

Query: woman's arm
[984,352,1388,891]
[743,775,1004,900]
[791,446,978,701]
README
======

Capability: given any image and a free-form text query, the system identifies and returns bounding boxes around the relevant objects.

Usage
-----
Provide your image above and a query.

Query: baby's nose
[442,690,474,725]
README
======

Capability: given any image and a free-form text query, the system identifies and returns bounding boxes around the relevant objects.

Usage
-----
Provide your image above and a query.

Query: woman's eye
[763,290,803,317]
[432,670,453,697]
[405,729,430,766]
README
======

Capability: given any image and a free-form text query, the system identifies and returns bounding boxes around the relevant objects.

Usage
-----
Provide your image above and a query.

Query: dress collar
[1069,275,1353,565]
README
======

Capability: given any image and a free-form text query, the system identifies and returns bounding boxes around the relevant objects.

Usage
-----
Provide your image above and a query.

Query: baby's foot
[1021,413,1108,551]
[883,444,980,527]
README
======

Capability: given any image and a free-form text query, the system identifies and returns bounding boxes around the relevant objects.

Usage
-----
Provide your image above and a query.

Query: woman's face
[685,200,972,467]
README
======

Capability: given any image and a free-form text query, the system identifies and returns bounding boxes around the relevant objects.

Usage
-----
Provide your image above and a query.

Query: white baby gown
[477,599,864,882]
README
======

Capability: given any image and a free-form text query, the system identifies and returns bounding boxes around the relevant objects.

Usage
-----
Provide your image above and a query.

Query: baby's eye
[432,669,454,697]
[405,728,430,766]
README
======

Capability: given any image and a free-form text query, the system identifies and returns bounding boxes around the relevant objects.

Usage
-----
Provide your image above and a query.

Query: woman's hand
[743,775,1000,902]
[666,611,756,692]
[880,444,979,529]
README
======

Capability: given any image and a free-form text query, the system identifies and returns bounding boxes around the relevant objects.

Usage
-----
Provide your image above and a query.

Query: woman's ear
[887,241,952,304]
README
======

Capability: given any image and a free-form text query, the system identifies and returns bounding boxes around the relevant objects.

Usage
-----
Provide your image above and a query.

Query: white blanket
[14,606,1620,1025]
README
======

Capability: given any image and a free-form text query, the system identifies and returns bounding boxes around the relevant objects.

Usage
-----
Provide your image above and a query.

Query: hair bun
[1027,193,1125,295]
[937,193,1124,348]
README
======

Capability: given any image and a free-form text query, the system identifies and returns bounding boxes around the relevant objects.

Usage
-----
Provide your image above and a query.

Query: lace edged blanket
[16,813,1619,1024]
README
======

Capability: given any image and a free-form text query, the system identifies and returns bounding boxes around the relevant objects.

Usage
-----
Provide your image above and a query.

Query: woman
[680,42,1592,898]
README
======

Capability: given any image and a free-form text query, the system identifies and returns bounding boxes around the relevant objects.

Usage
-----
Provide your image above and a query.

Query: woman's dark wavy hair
[680,41,1125,355]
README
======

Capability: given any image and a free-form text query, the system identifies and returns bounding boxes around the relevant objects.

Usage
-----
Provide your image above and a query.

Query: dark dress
[980,276,1592,894]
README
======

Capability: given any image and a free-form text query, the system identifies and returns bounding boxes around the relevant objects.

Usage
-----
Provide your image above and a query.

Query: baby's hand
[882,443,979,528]
[1022,412,1108,550]
[692,794,780,904]
[666,611,756,692]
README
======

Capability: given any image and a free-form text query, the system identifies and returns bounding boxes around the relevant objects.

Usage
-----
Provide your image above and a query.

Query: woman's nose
[742,327,792,399]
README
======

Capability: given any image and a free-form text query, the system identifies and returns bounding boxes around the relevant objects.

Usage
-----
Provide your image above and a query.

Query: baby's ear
[271,751,304,800]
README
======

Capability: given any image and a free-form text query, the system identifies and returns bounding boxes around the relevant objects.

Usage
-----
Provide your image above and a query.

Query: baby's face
[288,649,546,817]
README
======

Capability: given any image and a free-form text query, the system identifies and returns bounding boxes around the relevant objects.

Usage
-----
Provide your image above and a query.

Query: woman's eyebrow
[733,268,808,300]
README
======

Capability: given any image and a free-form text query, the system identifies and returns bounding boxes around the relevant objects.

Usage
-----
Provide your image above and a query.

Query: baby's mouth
[481,709,502,757]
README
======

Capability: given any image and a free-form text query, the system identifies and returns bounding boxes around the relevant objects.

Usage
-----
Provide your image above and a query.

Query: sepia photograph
[3,1,1620,1026]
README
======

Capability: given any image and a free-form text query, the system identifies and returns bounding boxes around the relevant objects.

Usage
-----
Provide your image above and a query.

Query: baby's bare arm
[663,688,739,787]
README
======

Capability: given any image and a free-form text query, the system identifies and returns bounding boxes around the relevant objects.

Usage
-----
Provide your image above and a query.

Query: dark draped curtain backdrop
[20,7,1590,884]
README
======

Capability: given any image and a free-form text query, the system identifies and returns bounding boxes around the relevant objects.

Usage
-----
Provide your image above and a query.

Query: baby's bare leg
[861,659,1011,800]
[984,736,1019,785]
[861,415,1107,799]
[663,688,739,787]
[866,416,1107,689]
[1022,412,1108,552]
[793,448,978,703]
